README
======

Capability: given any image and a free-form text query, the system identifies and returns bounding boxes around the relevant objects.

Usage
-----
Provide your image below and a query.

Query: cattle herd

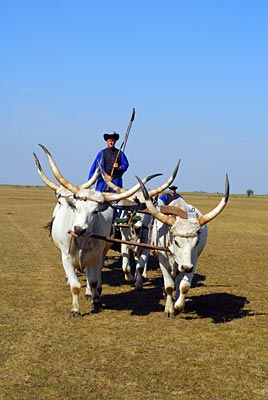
[34,144,229,318]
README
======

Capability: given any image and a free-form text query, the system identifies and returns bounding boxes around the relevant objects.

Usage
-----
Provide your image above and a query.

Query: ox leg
[141,226,150,280]
[121,244,134,281]
[85,277,102,300]
[85,278,92,300]
[159,253,175,317]
[85,265,103,313]
[174,272,194,313]
[135,248,150,290]
[142,263,148,279]
[62,256,81,318]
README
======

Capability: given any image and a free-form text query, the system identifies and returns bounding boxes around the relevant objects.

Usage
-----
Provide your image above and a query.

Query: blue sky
[1,0,267,194]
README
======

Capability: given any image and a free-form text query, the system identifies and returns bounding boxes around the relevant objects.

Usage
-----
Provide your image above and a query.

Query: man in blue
[88,132,129,192]
[159,185,183,205]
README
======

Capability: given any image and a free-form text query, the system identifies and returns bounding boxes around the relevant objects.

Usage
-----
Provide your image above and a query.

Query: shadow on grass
[184,293,251,323]
[82,254,251,322]
[101,268,208,317]
[191,273,206,288]
[102,281,164,316]
[102,254,160,288]
[103,254,164,315]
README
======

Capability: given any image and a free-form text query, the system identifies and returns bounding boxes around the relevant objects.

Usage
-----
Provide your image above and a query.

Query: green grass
[0,186,268,399]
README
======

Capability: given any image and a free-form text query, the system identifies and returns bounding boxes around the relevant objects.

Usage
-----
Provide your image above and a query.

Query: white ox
[33,144,150,317]
[100,162,181,290]
[137,175,230,317]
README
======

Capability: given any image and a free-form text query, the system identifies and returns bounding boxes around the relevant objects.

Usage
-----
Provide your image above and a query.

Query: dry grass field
[1,185,268,400]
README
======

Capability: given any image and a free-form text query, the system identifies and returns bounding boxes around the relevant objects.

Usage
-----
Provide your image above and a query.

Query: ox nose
[181,265,193,273]
[74,226,86,237]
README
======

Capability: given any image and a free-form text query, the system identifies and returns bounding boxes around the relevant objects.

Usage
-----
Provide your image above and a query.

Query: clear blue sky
[1,0,267,194]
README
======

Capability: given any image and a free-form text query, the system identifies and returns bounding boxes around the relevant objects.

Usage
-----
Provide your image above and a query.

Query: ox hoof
[135,286,143,291]
[69,311,81,319]
[91,302,103,314]
[174,307,184,314]
[174,303,185,313]
[165,312,175,318]
[124,274,134,282]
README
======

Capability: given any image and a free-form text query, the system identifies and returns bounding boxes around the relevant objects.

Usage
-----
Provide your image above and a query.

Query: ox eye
[93,210,98,215]
[175,241,180,248]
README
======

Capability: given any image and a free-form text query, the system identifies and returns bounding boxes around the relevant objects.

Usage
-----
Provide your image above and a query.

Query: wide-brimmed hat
[169,185,178,191]
[103,132,119,141]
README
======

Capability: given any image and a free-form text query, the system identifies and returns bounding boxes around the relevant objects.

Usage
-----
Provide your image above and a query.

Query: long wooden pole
[90,233,171,252]
[110,108,135,178]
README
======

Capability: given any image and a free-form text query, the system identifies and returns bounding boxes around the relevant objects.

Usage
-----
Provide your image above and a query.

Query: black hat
[103,132,119,141]
[169,185,178,191]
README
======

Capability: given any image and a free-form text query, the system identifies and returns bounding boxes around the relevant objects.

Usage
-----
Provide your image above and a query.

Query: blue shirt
[88,147,129,192]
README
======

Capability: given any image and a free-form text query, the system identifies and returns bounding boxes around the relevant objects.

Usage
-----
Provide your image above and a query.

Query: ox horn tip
[33,152,41,170]
[225,174,230,202]
[173,159,181,177]
[136,176,150,200]
[146,173,163,182]
[38,143,51,156]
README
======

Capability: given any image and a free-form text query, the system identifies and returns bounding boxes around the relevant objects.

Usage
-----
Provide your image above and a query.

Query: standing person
[88,132,129,192]
[159,185,183,205]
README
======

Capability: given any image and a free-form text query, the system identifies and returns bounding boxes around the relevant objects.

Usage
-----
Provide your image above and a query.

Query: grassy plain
[0,185,268,400]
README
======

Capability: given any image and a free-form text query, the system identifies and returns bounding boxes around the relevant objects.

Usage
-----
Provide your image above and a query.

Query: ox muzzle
[180,265,193,273]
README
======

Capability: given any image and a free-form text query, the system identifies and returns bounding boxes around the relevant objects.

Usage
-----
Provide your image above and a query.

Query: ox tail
[43,217,55,237]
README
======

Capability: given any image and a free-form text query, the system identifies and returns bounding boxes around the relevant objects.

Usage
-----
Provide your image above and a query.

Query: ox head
[137,175,230,273]
[66,189,110,238]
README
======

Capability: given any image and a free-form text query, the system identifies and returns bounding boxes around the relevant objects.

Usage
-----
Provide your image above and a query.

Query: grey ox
[137,175,230,317]
[34,144,156,317]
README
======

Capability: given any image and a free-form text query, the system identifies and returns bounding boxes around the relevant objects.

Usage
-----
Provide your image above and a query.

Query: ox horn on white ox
[102,159,181,198]
[136,174,230,227]
[33,152,59,191]
[34,144,159,203]
[33,150,100,193]
[37,144,101,192]
[98,160,163,195]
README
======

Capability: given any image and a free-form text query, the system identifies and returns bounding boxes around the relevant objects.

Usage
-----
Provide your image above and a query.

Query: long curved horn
[76,175,163,204]
[99,162,124,193]
[102,159,180,198]
[33,152,59,191]
[198,174,230,226]
[136,176,176,227]
[147,159,181,197]
[78,161,101,189]
[101,175,162,202]
[101,167,163,195]
[38,144,79,193]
